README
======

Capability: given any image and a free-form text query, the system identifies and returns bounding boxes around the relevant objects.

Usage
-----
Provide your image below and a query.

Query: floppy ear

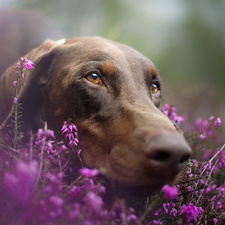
[0,39,60,133]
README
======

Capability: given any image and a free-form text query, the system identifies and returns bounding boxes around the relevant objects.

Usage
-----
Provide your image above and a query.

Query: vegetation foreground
[0,58,224,225]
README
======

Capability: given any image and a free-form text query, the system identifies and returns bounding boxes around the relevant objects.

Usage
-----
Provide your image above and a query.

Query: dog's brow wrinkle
[101,61,115,75]
[148,65,157,77]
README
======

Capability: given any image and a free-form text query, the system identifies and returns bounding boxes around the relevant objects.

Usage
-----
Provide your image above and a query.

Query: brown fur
[148,65,157,77]
[101,61,115,75]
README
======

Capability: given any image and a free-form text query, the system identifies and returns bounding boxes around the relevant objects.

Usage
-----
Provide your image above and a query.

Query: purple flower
[208,116,214,121]
[69,139,78,146]
[36,128,45,139]
[161,104,185,125]
[69,185,82,197]
[127,214,137,223]
[61,121,69,133]
[151,220,163,225]
[161,103,170,111]
[13,81,17,87]
[24,58,34,70]
[98,185,106,194]
[170,207,178,217]
[163,203,168,213]
[48,208,63,218]
[46,129,56,139]
[16,57,34,71]
[83,191,103,214]
[214,117,221,128]
[206,129,213,137]
[195,118,209,131]
[213,218,218,225]
[187,186,192,191]
[62,121,79,146]
[48,195,64,207]
[45,140,55,154]
[200,179,205,184]
[69,123,78,132]
[200,133,206,140]
[175,115,185,124]
[14,97,17,103]
[79,168,99,177]
[161,184,178,199]
[68,203,81,221]
[4,160,38,204]
[179,203,203,225]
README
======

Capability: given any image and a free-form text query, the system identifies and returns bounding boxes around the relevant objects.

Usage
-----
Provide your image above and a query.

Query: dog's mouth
[100,145,180,197]
[99,165,177,203]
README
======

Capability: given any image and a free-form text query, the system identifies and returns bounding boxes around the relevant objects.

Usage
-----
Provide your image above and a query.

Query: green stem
[29,130,33,160]
[35,122,47,187]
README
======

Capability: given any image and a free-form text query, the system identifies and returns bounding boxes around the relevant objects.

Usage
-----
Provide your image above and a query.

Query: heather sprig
[10,57,35,150]
[161,103,185,125]
[61,119,83,167]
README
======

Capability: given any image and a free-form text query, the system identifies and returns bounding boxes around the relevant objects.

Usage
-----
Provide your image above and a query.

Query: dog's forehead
[62,37,156,73]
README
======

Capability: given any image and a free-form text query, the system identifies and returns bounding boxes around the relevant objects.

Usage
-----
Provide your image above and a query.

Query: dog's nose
[144,133,192,176]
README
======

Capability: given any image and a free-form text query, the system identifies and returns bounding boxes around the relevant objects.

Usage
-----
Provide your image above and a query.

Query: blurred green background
[1,0,225,122]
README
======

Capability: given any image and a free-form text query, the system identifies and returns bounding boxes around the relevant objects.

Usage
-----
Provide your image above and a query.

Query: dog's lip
[100,160,177,196]
[99,167,173,196]
[125,183,166,197]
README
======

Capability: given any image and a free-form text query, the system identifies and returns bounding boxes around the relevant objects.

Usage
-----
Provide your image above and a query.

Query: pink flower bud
[214,117,221,128]
[161,184,178,199]
[13,81,17,87]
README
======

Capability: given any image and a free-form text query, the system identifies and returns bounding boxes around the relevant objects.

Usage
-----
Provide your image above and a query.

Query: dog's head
[0,37,191,197]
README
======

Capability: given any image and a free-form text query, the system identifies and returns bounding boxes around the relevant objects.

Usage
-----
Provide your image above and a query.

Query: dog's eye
[152,83,159,94]
[86,73,103,85]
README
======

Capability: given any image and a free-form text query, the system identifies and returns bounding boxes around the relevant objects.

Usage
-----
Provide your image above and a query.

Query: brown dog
[0,37,191,195]
[0,10,191,210]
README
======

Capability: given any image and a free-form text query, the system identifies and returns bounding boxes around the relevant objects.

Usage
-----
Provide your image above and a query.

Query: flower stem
[35,122,47,187]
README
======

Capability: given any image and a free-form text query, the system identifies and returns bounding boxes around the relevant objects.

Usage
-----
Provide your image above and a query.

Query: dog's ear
[0,39,62,133]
